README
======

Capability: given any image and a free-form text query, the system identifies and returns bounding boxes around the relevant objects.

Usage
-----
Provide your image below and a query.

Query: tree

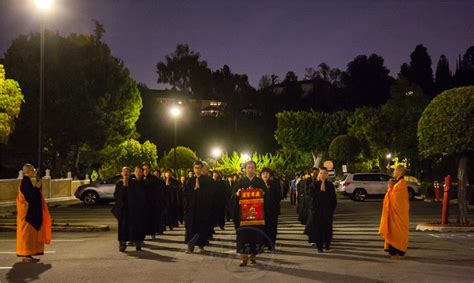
[275,110,349,166]
[455,46,474,86]
[347,106,392,170]
[156,44,212,98]
[399,44,434,97]
[435,55,452,93]
[0,64,24,144]
[258,75,272,90]
[99,139,158,178]
[161,146,198,171]
[418,86,474,224]
[283,71,298,84]
[4,25,141,175]
[381,79,429,162]
[329,135,360,170]
[342,54,394,107]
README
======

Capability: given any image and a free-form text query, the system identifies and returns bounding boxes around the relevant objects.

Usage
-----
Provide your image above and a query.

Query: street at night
[1,199,473,282]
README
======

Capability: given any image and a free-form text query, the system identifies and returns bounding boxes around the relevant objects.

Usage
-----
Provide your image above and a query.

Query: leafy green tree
[275,110,349,167]
[161,146,198,171]
[4,25,141,176]
[156,44,212,98]
[215,152,244,175]
[0,64,24,144]
[418,86,474,224]
[381,79,429,162]
[99,139,158,178]
[329,135,360,169]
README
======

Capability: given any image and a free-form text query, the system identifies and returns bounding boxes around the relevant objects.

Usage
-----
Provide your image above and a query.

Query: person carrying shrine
[232,161,270,266]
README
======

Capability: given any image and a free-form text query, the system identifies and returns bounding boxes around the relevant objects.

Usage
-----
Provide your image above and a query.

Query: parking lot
[1,199,473,282]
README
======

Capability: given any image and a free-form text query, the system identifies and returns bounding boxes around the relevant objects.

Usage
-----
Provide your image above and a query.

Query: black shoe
[317,248,323,253]
[136,245,142,251]
[324,246,331,251]
[119,245,126,252]
[186,246,195,254]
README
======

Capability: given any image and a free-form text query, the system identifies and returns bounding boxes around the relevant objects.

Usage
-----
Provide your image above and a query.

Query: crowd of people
[15,162,410,265]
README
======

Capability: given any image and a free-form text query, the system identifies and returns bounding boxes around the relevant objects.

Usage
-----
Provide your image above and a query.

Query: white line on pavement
[0,267,13,270]
[0,239,85,242]
[0,251,56,254]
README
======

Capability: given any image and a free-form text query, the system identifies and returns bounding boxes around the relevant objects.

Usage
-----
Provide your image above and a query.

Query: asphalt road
[1,198,473,283]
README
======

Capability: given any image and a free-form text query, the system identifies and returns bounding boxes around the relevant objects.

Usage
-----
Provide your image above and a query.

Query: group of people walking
[15,162,410,265]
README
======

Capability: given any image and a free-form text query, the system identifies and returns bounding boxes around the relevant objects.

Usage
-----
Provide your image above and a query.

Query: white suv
[337,173,419,201]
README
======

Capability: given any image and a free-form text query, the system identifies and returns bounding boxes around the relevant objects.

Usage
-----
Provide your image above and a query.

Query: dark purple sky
[1,0,473,88]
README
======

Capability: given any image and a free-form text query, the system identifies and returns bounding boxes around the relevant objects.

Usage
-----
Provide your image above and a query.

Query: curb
[0,224,110,232]
[416,223,474,232]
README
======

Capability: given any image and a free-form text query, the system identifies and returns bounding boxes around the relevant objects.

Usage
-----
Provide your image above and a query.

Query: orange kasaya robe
[378,178,410,254]
[16,177,52,257]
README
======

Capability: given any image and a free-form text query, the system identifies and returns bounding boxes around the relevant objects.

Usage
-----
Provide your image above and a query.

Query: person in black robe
[163,169,180,230]
[261,168,281,250]
[183,161,213,253]
[300,168,319,227]
[297,173,309,225]
[178,176,185,225]
[231,161,270,266]
[142,162,165,239]
[112,167,146,252]
[212,171,228,230]
[304,168,319,236]
[225,175,235,221]
[306,167,337,252]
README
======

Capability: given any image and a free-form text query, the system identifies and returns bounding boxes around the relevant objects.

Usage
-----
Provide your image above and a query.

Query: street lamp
[169,106,182,171]
[386,153,392,159]
[241,152,250,162]
[211,147,222,167]
[34,0,54,177]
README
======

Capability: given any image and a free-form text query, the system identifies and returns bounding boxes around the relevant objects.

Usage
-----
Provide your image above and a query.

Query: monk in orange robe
[379,165,409,259]
[16,164,51,263]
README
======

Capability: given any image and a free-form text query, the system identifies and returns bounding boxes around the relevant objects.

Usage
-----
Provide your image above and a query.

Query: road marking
[0,239,85,242]
[429,233,474,239]
[0,267,13,270]
[0,251,57,255]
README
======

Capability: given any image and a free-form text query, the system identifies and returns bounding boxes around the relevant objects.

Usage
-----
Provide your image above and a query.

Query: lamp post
[34,0,53,177]
[211,147,222,167]
[169,106,181,171]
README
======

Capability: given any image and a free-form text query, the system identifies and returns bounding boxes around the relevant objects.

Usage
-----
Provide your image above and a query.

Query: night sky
[1,0,473,88]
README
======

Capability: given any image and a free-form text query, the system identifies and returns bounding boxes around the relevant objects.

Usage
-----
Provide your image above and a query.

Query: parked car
[74,175,121,205]
[337,173,420,201]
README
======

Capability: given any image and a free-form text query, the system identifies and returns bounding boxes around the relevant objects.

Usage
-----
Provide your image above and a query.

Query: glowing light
[211,147,222,159]
[34,0,53,10]
[241,153,250,161]
[386,153,392,159]
[170,106,181,118]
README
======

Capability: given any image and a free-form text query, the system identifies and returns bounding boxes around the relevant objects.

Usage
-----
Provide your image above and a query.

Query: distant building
[269,79,315,96]
[145,89,226,117]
